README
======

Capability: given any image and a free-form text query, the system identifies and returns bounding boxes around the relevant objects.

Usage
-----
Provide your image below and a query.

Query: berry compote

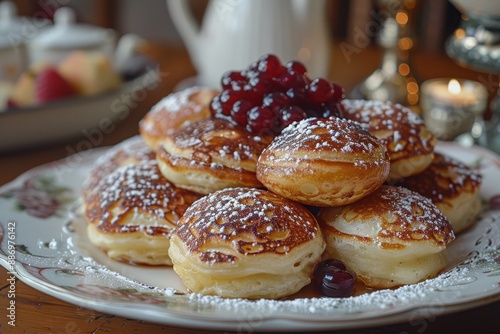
[209,54,345,135]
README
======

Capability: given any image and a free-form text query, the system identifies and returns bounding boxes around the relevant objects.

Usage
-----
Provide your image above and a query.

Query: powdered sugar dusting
[85,159,199,235]
[341,99,435,159]
[261,117,385,164]
[82,136,155,202]
[150,86,204,115]
[377,186,454,245]
[342,100,424,127]
[139,87,215,140]
[174,188,319,262]
[335,185,455,246]
[164,119,270,172]
[399,153,482,203]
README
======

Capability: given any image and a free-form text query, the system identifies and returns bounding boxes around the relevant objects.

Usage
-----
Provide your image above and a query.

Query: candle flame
[448,79,461,95]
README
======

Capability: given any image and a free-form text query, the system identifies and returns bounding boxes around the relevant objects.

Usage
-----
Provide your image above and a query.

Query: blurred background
[10,0,461,54]
[5,0,472,102]
[3,0,500,153]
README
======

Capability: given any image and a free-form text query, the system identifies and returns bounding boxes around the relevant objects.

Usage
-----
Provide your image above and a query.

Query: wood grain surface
[1,42,499,334]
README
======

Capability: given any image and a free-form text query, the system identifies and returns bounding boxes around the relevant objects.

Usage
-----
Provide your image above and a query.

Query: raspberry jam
[210,54,345,135]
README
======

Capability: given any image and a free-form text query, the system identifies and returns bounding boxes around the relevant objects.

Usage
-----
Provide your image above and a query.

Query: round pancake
[256,117,390,206]
[318,185,455,288]
[82,136,200,265]
[84,159,201,265]
[82,136,155,202]
[168,187,325,299]
[139,87,218,151]
[341,99,436,180]
[156,118,272,194]
[397,152,482,233]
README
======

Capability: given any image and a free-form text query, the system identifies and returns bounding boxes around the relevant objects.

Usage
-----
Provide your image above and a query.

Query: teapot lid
[31,7,113,49]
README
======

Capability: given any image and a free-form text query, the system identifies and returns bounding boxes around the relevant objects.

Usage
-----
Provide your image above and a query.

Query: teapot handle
[166,0,201,68]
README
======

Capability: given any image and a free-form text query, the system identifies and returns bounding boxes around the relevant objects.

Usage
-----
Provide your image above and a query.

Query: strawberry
[36,66,77,103]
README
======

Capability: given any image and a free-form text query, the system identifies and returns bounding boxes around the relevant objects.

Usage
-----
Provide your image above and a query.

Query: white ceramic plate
[0,68,158,153]
[0,142,499,332]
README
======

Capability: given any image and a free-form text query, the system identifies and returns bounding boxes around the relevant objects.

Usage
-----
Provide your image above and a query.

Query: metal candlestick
[350,0,420,108]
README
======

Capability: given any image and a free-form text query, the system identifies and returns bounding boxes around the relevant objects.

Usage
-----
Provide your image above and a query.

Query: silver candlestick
[351,0,420,109]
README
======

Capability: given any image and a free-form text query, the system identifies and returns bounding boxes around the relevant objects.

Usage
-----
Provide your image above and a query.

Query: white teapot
[167,0,330,88]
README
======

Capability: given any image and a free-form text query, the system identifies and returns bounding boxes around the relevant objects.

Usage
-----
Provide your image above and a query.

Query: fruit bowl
[0,66,158,153]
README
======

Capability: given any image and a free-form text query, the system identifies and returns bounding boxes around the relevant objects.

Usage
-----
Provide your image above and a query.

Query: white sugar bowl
[29,7,117,65]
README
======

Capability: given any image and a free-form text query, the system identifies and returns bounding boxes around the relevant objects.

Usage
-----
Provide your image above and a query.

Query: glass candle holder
[420,78,488,141]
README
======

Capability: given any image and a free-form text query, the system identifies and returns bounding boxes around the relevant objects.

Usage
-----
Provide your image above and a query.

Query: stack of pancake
[81,86,482,299]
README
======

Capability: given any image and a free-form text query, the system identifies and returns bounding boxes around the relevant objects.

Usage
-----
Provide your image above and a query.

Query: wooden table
[1,42,499,333]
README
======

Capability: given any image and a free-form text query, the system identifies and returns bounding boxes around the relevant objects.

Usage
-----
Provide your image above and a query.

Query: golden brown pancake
[318,185,455,288]
[168,187,325,299]
[82,137,200,265]
[397,152,482,233]
[256,117,390,207]
[156,118,272,194]
[82,136,155,202]
[139,87,218,151]
[341,99,436,180]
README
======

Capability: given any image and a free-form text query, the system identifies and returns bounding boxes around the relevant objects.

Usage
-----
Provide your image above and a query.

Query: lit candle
[420,78,488,141]
[426,79,484,106]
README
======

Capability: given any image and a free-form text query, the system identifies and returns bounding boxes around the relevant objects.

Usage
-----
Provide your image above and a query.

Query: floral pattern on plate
[0,175,73,218]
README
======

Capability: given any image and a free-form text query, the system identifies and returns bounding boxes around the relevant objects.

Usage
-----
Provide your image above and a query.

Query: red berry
[279,106,306,128]
[231,100,252,126]
[332,83,345,101]
[249,73,273,98]
[315,259,347,272]
[247,61,260,72]
[285,88,307,104]
[275,71,294,91]
[219,89,242,116]
[221,71,246,90]
[229,80,246,91]
[241,83,259,100]
[209,53,345,135]
[313,100,345,119]
[263,92,290,111]
[257,54,282,75]
[308,78,334,103]
[36,67,77,103]
[247,106,276,133]
[286,61,307,75]
[312,259,356,298]
[276,71,308,92]
[321,270,356,297]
